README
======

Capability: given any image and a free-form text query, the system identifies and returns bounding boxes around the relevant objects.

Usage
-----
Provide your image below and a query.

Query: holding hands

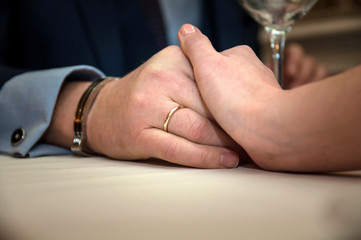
[46,24,360,172]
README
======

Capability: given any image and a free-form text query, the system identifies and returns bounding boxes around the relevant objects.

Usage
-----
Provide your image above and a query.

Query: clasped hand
[46,25,328,170]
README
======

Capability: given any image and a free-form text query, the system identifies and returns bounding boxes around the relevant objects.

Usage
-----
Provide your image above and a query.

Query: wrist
[240,87,289,169]
[71,77,119,156]
[83,78,121,156]
[42,81,91,148]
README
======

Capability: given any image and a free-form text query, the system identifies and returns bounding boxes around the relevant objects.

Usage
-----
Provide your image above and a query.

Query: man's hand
[44,46,241,168]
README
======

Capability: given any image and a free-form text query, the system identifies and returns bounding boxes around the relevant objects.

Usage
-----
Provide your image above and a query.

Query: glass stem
[265,27,289,88]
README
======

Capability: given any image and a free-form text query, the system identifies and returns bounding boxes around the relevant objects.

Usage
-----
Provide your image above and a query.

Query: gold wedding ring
[163,105,184,132]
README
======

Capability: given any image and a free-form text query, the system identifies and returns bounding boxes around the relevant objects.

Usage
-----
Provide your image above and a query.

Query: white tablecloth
[0,155,360,240]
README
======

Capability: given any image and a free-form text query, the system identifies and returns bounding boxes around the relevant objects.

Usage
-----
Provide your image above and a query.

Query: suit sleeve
[0,65,105,157]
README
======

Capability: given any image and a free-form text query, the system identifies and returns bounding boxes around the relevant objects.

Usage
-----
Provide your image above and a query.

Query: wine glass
[238,0,318,88]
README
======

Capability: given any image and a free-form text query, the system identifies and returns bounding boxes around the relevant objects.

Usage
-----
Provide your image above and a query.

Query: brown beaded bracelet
[71,77,118,156]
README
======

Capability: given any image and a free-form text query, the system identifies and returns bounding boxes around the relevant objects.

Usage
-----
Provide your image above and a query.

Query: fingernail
[220,152,239,168]
[180,24,196,36]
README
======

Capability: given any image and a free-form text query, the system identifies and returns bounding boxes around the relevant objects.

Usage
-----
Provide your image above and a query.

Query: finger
[178,24,244,101]
[141,128,239,169]
[298,56,316,83]
[288,62,328,89]
[167,108,251,164]
[178,24,219,70]
[312,64,328,82]
[290,56,315,88]
[162,105,252,165]
[146,101,248,164]
[285,43,303,77]
[161,106,240,149]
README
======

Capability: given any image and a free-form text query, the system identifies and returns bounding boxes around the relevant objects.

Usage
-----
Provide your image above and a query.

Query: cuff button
[11,128,26,146]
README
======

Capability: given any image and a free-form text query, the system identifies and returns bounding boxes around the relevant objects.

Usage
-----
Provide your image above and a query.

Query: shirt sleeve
[0,65,105,157]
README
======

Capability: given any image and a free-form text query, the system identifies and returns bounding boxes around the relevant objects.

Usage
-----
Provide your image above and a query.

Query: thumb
[178,24,217,69]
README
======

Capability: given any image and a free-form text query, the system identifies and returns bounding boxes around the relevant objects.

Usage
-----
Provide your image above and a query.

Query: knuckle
[195,150,215,168]
[163,140,180,160]
[162,45,182,56]
[236,45,255,55]
[140,63,173,87]
[187,118,209,143]
[129,90,147,109]
[156,45,185,65]
[141,60,184,88]
[143,63,166,80]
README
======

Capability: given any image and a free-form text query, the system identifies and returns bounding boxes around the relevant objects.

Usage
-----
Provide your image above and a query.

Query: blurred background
[259,0,361,75]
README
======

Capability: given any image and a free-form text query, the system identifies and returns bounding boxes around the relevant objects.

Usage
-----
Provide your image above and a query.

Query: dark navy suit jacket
[0,0,258,88]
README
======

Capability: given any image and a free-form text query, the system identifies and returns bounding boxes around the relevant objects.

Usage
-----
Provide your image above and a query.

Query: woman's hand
[178,24,361,172]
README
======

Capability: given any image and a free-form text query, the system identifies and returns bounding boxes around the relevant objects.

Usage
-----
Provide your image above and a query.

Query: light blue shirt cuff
[0,65,105,157]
